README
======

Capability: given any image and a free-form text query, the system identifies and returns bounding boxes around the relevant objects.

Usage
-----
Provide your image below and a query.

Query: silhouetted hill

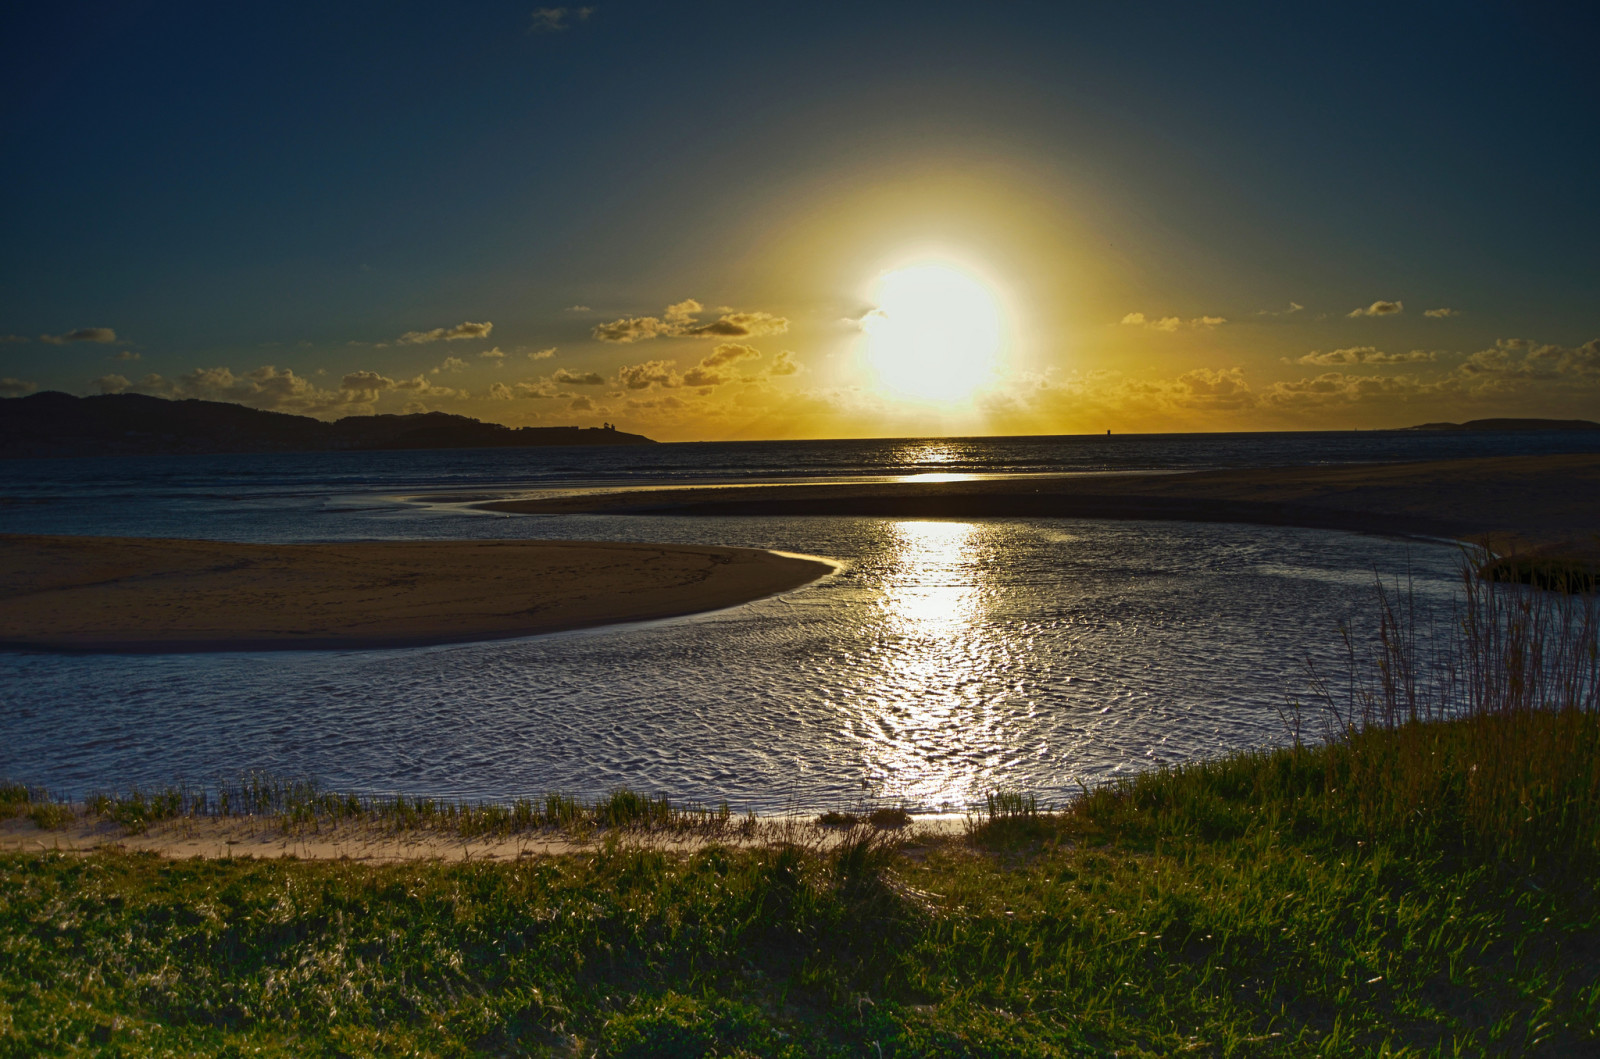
[0,392,654,458]
[1404,418,1600,432]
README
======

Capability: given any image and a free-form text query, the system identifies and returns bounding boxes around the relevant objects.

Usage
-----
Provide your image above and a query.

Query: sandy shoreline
[0,535,834,653]
[0,812,960,862]
[479,452,1600,557]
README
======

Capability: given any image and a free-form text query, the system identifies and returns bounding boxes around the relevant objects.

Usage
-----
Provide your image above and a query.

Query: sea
[3,429,1597,813]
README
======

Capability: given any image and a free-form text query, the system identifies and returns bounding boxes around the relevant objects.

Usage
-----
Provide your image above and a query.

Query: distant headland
[1402,417,1600,432]
[0,391,654,458]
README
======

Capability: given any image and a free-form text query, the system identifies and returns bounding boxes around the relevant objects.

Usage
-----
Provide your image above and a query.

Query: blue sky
[2,1,1596,438]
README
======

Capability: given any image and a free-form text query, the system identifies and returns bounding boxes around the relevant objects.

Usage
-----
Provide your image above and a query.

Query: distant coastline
[0,391,654,458]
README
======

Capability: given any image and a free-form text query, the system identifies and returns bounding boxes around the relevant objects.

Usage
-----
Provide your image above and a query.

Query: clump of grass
[866,806,911,829]
[816,810,859,828]
[0,783,75,830]
[967,787,1054,846]
[0,782,30,819]
[26,802,75,830]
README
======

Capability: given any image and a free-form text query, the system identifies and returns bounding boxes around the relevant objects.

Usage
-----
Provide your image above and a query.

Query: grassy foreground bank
[3,711,1598,1058]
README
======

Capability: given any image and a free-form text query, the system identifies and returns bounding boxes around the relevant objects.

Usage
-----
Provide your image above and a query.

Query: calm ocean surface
[3,430,1597,811]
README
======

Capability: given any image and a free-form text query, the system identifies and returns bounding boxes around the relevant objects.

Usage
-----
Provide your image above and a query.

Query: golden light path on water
[856,519,1009,807]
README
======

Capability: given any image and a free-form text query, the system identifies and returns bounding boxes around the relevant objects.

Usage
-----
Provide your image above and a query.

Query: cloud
[92,374,130,394]
[528,347,557,360]
[1,334,29,343]
[125,364,382,414]
[1348,300,1404,318]
[768,350,801,376]
[1424,307,1459,318]
[394,374,459,397]
[0,377,38,396]
[1298,346,1437,366]
[488,382,515,400]
[479,347,507,360]
[1120,312,1225,331]
[1261,371,1443,409]
[569,395,598,412]
[433,356,469,374]
[1257,302,1305,316]
[512,380,568,399]
[398,321,493,344]
[111,350,141,362]
[1459,337,1600,380]
[552,367,605,385]
[565,305,591,313]
[339,370,397,397]
[530,6,592,32]
[40,327,117,345]
[593,299,790,343]
[617,359,682,390]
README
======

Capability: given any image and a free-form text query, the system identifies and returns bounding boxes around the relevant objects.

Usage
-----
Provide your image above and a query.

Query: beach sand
[0,535,834,652]
[480,452,1600,557]
[0,813,957,863]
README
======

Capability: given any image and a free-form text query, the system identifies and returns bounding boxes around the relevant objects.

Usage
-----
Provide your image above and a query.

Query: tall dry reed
[1313,554,1600,863]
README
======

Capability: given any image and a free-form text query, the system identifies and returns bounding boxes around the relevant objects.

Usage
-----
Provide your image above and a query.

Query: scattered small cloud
[92,374,130,394]
[1424,307,1460,318]
[1348,300,1403,318]
[552,367,605,385]
[479,347,507,360]
[1298,346,1437,366]
[1120,312,1226,332]
[565,305,591,313]
[340,371,396,395]
[616,359,682,390]
[399,321,493,344]
[684,343,763,387]
[569,395,599,412]
[530,6,593,33]
[594,299,789,343]
[1459,337,1600,379]
[767,350,801,376]
[111,350,141,362]
[488,382,515,400]
[0,334,29,343]
[433,356,469,374]
[1257,302,1305,317]
[0,377,39,396]
[528,347,557,361]
[40,327,117,345]
[1261,371,1441,409]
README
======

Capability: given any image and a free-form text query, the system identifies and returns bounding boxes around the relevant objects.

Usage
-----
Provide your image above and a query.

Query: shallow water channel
[0,495,1466,812]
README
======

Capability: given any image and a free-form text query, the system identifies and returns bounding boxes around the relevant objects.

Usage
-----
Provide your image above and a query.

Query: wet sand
[0,535,833,653]
[480,452,1600,557]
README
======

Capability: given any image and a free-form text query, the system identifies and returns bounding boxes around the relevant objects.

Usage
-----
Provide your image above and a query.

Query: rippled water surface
[0,472,1466,809]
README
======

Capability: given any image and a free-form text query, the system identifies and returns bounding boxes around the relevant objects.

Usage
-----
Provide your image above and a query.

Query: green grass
[1,566,1596,1055]
[2,736,1596,1057]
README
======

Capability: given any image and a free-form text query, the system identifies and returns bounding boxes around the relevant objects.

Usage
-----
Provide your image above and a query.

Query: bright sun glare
[862,261,1004,403]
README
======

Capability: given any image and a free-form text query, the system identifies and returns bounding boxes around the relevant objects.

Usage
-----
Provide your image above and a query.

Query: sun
[861,260,1005,403]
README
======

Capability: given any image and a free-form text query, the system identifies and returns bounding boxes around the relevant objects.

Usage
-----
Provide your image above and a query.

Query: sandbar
[0,535,833,653]
[479,452,1600,558]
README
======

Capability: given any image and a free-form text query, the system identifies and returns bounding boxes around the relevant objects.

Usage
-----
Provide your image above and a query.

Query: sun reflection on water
[852,519,1014,810]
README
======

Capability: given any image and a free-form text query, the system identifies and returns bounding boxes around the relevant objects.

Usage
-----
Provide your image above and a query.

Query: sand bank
[0,813,956,863]
[0,535,833,653]
[479,452,1600,556]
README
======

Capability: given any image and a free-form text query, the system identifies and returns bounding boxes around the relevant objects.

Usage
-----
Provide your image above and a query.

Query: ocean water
[1,431,1594,811]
